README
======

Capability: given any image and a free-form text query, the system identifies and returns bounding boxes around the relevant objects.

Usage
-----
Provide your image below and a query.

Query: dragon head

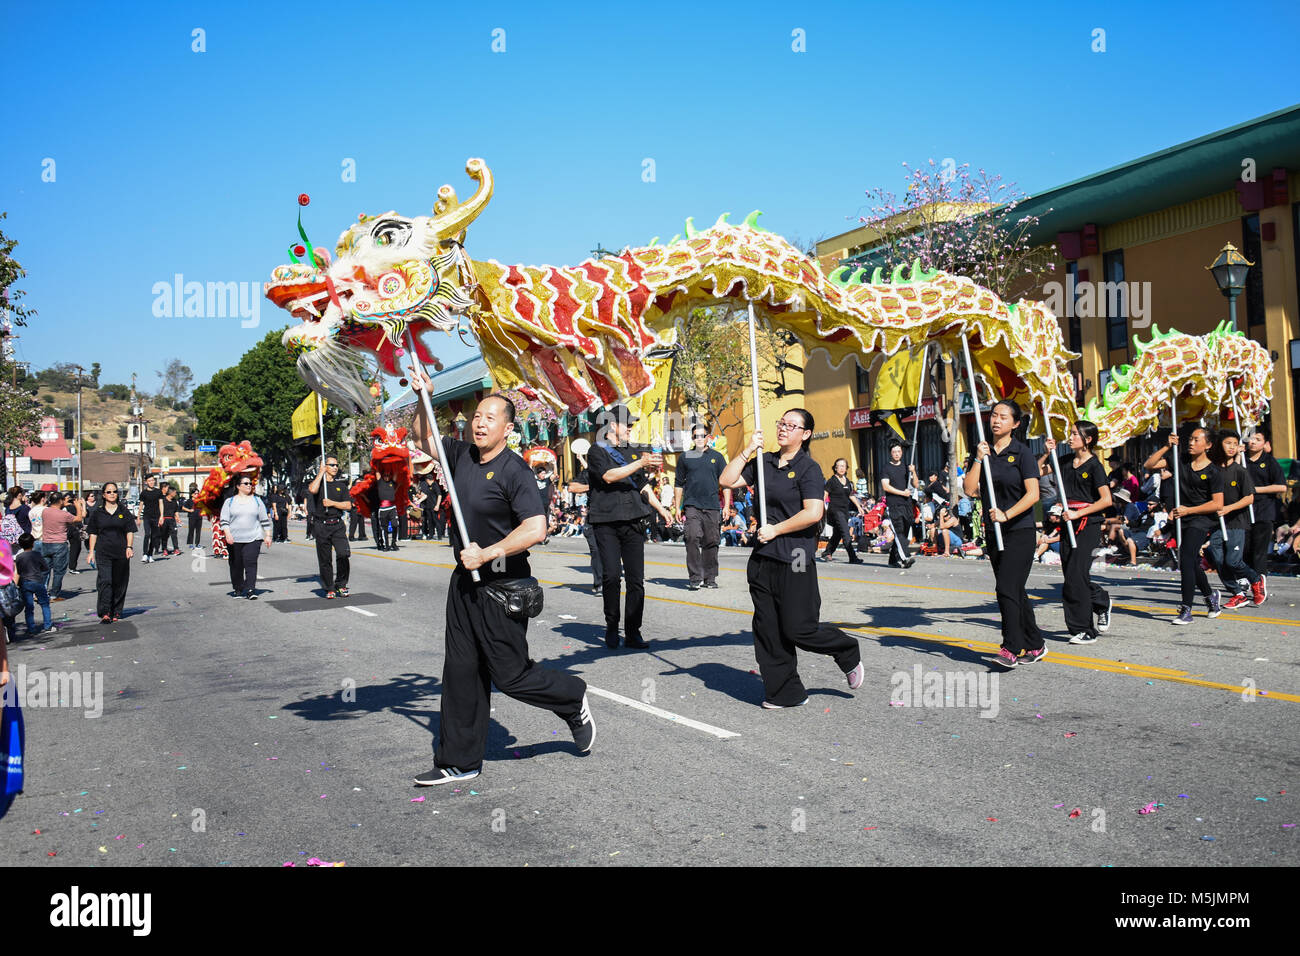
[265,159,494,413]
[219,440,263,483]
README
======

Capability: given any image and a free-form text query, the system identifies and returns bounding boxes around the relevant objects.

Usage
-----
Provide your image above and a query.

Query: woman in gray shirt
[220,477,272,599]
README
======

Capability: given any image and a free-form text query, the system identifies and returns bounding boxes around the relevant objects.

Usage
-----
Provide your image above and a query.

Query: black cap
[601,403,639,424]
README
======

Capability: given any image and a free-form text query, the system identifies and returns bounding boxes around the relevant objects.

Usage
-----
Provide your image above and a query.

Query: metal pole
[960,336,1003,551]
[746,304,768,528]
[1226,379,1255,523]
[1171,390,1182,544]
[75,366,83,495]
[406,329,479,582]
[316,392,326,475]
[1040,401,1077,549]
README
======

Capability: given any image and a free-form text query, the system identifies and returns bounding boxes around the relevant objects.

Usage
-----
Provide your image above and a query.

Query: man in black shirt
[586,404,674,649]
[307,457,352,598]
[880,442,917,568]
[184,483,204,550]
[673,423,731,589]
[160,486,181,555]
[370,475,400,551]
[1212,432,1263,610]
[1245,427,1285,583]
[137,475,164,563]
[408,377,592,786]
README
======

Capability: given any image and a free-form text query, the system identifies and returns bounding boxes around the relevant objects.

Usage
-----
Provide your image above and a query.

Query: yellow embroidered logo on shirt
[787,471,795,479]
[1200,474,1207,480]
[1007,456,1015,463]
[1081,472,1088,478]
[486,472,494,480]
[1231,480,1237,486]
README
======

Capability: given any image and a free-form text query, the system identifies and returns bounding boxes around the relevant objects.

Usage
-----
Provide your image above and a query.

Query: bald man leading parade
[408,366,593,786]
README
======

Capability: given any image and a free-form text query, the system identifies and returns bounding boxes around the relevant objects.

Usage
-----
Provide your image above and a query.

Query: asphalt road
[3,530,1297,867]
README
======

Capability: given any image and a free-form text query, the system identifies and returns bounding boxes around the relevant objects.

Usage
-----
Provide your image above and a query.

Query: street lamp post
[1207,242,1255,332]
[454,412,467,441]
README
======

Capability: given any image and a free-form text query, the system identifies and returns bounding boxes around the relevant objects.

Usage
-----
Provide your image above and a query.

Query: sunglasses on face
[776,420,806,432]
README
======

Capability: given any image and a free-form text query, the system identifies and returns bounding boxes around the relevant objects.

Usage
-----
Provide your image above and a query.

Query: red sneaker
[1223,592,1251,610]
[325,591,337,600]
[1252,576,1267,606]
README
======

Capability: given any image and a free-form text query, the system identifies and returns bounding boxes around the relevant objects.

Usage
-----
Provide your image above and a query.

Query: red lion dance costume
[193,441,264,559]
[350,425,411,551]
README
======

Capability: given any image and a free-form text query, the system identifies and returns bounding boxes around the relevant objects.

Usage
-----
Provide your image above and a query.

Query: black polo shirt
[1220,462,1254,532]
[979,439,1037,533]
[675,448,728,511]
[824,474,855,513]
[375,479,397,505]
[140,487,163,518]
[441,436,542,579]
[311,477,352,521]
[586,442,652,524]
[1056,452,1108,505]
[1247,452,1284,524]
[740,448,824,564]
[1179,458,1223,530]
[86,505,138,559]
[162,497,180,520]
[881,460,912,506]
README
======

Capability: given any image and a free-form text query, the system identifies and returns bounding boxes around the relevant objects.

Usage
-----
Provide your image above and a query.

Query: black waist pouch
[481,576,544,621]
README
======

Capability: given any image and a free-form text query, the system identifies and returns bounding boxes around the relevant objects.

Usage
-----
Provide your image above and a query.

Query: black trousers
[747,554,860,706]
[67,529,81,570]
[348,510,367,540]
[373,507,398,549]
[581,520,603,586]
[435,569,586,772]
[314,519,350,590]
[142,517,161,555]
[684,506,721,584]
[433,511,447,540]
[228,540,262,592]
[1179,522,1215,608]
[94,556,130,618]
[421,508,435,539]
[594,520,645,642]
[987,527,1041,655]
[886,501,912,563]
[1060,518,1109,639]
[274,515,289,542]
[161,519,178,552]
[1247,520,1272,575]
[187,517,204,546]
[822,508,858,562]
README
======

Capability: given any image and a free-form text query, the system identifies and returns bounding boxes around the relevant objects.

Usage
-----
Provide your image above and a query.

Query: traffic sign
[198,444,218,453]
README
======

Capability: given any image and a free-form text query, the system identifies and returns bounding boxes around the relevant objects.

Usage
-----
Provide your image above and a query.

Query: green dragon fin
[743,210,765,231]
[685,217,698,239]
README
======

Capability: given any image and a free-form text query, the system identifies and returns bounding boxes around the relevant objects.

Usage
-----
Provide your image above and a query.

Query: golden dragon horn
[431,158,494,241]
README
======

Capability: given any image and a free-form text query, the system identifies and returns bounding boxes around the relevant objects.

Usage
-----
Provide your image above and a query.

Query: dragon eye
[371,219,410,249]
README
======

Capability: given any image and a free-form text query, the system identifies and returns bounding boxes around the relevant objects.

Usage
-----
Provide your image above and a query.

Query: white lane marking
[345,606,377,618]
[586,686,740,739]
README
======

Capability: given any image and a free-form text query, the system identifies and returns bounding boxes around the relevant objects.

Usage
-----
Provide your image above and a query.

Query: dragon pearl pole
[1227,379,1255,523]
[406,329,480,583]
[909,345,930,472]
[746,303,768,528]
[960,336,1003,551]
[1040,401,1077,550]
[1171,390,1182,544]
[316,392,326,475]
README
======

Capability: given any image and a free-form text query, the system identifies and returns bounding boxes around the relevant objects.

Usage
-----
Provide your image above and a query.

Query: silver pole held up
[746,304,768,529]
[1040,401,1077,550]
[1226,379,1255,523]
[1171,390,1182,545]
[407,329,480,582]
[960,336,1004,551]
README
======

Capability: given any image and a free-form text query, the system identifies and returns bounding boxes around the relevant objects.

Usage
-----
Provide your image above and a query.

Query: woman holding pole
[1041,420,1113,645]
[1144,426,1224,625]
[962,399,1044,668]
[719,409,865,708]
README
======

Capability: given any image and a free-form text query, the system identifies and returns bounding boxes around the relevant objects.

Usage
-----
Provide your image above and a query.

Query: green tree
[156,358,194,406]
[0,212,37,328]
[191,327,345,491]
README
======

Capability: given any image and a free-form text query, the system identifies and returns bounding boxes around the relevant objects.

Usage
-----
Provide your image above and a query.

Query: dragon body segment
[266,159,1081,434]
[1084,322,1274,449]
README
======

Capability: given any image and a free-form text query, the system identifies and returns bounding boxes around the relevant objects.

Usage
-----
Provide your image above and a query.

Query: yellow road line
[287,542,1298,702]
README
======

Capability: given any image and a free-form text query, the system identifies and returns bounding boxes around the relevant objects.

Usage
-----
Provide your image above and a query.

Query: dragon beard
[295,333,377,415]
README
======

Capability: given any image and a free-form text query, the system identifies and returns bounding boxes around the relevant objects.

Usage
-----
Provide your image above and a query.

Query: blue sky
[3,0,1298,394]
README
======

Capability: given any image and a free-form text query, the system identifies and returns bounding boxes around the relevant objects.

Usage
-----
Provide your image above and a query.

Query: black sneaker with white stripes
[564,694,595,753]
[414,766,480,787]
[1096,594,1112,632]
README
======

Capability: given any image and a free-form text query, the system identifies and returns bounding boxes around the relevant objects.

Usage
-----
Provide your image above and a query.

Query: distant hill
[34,387,216,467]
